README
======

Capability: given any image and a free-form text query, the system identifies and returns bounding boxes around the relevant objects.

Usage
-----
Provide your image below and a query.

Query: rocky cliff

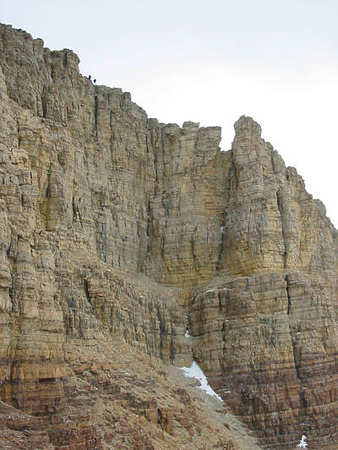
[0,23,337,449]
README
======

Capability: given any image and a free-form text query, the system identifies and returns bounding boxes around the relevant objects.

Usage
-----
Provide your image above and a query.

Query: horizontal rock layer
[0,23,337,449]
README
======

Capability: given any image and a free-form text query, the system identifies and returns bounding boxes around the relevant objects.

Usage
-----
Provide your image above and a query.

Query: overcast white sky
[2,0,338,227]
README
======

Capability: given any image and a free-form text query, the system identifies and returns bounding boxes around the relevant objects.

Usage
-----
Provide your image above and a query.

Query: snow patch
[180,361,223,402]
[297,435,308,448]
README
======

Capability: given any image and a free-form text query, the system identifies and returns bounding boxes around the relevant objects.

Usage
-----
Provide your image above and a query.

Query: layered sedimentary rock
[0,23,337,449]
[189,117,338,448]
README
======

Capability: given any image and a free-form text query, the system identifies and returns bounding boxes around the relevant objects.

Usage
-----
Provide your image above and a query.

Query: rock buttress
[190,116,338,448]
[0,23,337,449]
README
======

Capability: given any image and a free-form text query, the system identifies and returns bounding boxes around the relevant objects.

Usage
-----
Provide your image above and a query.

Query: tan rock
[0,23,337,449]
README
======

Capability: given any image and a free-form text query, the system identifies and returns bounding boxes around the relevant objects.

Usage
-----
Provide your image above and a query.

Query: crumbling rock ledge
[0,23,337,449]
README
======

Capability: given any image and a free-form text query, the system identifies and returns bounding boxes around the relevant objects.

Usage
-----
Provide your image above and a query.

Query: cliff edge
[0,24,337,449]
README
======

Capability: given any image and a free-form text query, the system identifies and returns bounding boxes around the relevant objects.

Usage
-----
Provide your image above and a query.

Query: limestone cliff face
[190,117,338,448]
[0,23,337,449]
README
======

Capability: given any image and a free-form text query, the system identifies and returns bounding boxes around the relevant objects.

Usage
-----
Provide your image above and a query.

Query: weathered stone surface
[0,23,337,449]
[188,116,338,448]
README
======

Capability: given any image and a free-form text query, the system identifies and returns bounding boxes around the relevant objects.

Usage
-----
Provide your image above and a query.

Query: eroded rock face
[0,23,337,449]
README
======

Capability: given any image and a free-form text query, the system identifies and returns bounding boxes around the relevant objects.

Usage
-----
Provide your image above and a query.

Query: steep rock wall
[0,24,337,449]
[190,117,337,448]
